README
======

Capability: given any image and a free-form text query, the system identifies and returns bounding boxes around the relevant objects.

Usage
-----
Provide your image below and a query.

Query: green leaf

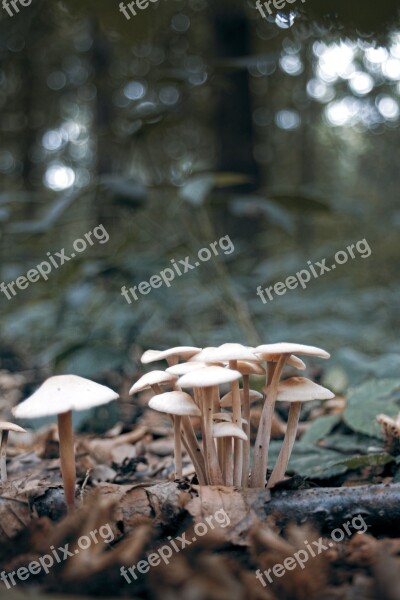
[332,453,394,470]
[343,379,400,439]
[301,414,341,445]
[267,442,348,480]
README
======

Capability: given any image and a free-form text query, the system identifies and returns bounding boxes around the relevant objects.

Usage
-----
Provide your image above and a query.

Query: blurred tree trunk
[89,19,114,226]
[21,51,36,217]
[210,5,262,244]
[297,42,317,253]
[212,6,259,188]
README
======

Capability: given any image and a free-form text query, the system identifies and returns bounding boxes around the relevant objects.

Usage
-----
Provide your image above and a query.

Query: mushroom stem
[181,417,207,485]
[151,384,162,395]
[266,361,276,386]
[224,438,233,485]
[217,437,224,472]
[0,430,9,483]
[57,410,76,512]
[267,401,302,488]
[241,374,251,487]
[173,416,182,479]
[229,360,243,486]
[251,355,288,488]
[203,388,223,485]
[194,387,209,479]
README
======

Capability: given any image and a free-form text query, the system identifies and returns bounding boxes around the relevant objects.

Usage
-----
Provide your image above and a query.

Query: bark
[31,482,400,536]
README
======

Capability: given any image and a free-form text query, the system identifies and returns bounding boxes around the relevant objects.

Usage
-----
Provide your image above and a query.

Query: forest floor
[0,368,399,600]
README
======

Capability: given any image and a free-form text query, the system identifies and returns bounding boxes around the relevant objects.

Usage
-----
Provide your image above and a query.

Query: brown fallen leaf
[82,425,147,463]
[186,485,264,546]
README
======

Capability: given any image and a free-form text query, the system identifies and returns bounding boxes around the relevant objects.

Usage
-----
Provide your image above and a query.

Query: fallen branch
[30,482,400,539]
[262,483,400,533]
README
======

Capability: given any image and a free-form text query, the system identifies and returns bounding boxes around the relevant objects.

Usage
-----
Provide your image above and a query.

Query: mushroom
[219,387,262,485]
[129,370,177,396]
[219,389,263,408]
[212,422,247,485]
[0,421,27,483]
[213,413,248,424]
[13,375,118,512]
[266,377,334,488]
[149,391,203,480]
[234,361,265,487]
[212,412,248,474]
[178,366,242,485]
[141,346,201,367]
[192,344,259,485]
[166,362,210,376]
[255,349,306,386]
[251,343,330,488]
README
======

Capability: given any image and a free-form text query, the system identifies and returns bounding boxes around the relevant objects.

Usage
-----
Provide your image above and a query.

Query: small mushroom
[219,389,263,408]
[141,346,201,367]
[234,361,265,487]
[13,375,118,512]
[212,422,248,485]
[0,421,27,483]
[220,387,263,486]
[129,370,177,396]
[192,344,259,485]
[251,342,330,488]
[166,362,210,376]
[266,377,334,488]
[178,366,242,485]
[149,391,202,480]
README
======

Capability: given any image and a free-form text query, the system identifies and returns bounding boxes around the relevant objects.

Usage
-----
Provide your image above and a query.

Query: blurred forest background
[0,0,399,397]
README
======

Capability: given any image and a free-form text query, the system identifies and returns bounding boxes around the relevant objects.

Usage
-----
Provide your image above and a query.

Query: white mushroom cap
[148,391,201,416]
[254,342,330,360]
[141,346,201,364]
[178,366,241,388]
[213,412,248,425]
[252,350,306,370]
[0,421,27,433]
[212,422,248,441]
[166,362,209,376]
[255,343,330,360]
[220,389,263,408]
[235,361,265,375]
[129,370,176,395]
[268,377,335,403]
[141,350,165,364]
[13,375,119,419]
[192,343,259,363]
[286,355,307,370]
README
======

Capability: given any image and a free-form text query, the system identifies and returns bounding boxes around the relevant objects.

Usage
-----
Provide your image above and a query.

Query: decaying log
[30,482,400,538]
[264,483,400,534]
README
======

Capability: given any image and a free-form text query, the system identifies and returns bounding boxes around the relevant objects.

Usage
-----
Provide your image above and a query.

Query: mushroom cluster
[130,343,334,488]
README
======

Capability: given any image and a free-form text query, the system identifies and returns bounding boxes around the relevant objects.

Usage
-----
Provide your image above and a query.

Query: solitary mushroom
[0,422,27,483]
[252,342,330,488]
[13,375,118,512]
[266,377,334,488]
[129,370,177,396]
[212,422,248,485]
[149,391,202,480]
[178,366,242,485]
